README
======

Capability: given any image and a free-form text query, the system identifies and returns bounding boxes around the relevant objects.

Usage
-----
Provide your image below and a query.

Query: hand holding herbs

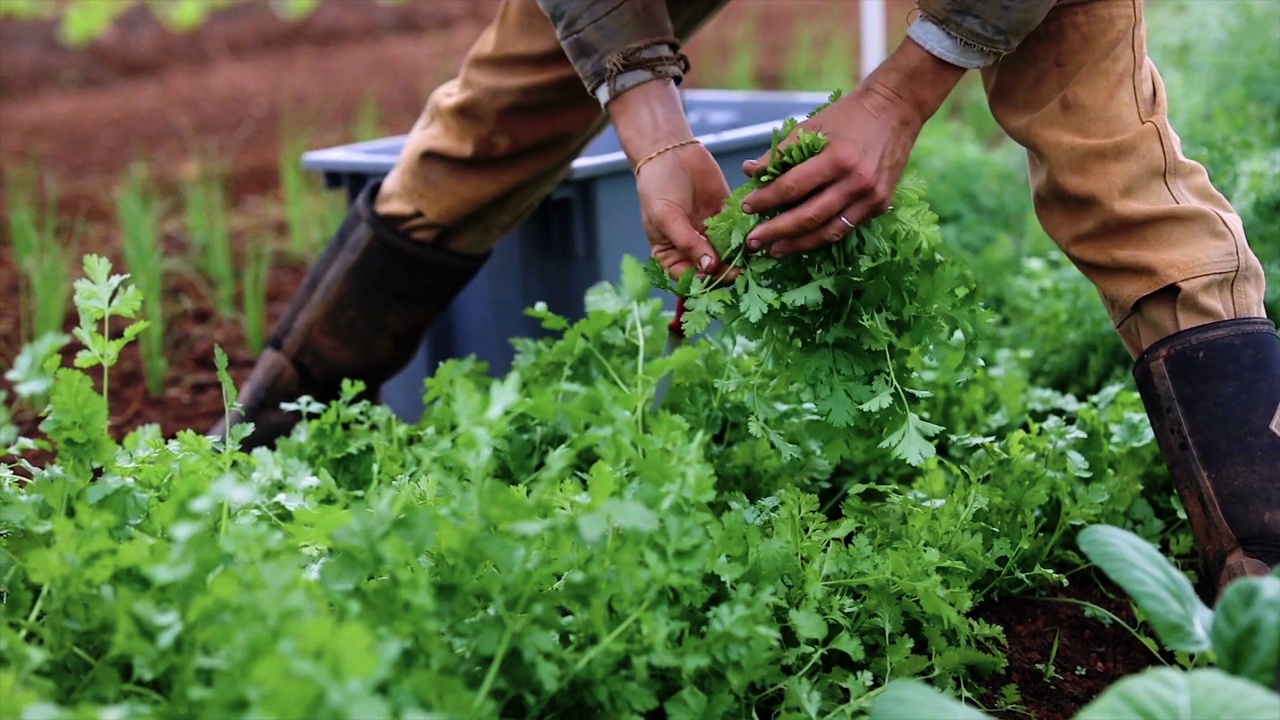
[649,91,979,467]
[738,87,918,256]
[635,137,734,280]
[740,35,967,257]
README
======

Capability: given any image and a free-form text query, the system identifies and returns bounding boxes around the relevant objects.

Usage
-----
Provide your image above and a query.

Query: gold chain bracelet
[633,138,701,176]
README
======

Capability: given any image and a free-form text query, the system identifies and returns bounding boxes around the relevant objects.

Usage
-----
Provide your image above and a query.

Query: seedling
[68,254,149,416]
[116,163,169,397]
[241,235,272,354]
[182,165,237,316]
[4,167,77,348]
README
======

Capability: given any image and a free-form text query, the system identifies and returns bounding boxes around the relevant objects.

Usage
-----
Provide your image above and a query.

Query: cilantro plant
[68,253,150,410]
[2,259,1181,719]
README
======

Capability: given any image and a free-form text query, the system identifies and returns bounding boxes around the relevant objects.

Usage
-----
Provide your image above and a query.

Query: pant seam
[1127,0,1245,323]
[1111,258,1244,329]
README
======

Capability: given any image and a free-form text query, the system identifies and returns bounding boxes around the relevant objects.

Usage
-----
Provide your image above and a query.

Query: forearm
[862,35,967,128]
[908,0,1056,68]
[607,78,696,170]
[534,0,689,107]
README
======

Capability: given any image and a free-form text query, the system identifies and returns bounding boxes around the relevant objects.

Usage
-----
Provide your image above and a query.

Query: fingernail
[699,255,712,271]
[746,236,760,250]
[741,203,754,214]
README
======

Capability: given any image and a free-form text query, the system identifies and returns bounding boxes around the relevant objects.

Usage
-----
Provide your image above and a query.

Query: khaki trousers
[375,0,1268,357]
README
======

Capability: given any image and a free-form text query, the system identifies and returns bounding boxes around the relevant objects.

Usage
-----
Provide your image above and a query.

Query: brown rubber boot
[211,180,489,450]
[1132,318,1280,598]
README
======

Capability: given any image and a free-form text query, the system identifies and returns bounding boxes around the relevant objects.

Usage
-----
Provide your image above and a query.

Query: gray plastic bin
[301,89,829,422]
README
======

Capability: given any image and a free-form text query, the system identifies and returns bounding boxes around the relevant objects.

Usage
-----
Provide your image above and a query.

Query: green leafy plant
[867,524,1280,719]
[67,254,150,412]
[1077,524,1280,688]
[240,235,272,354]
[4,167,78,350]
[871,667,1279,720]
[116,164,169,397]
[277,113,347,258]
[181,166,237,317]
[3,332,71,424]
[2,238,1184,719]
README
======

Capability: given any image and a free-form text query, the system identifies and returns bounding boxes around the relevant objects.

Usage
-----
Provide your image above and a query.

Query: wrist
[862,35,966,128]
[608,78,696,168]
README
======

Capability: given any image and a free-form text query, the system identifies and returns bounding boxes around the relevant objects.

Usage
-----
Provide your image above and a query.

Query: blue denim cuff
[906,16,1000,70]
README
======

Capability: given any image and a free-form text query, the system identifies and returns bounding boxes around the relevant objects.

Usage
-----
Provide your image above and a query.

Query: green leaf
[59,0,134,45]
[526,301,571,331]
[213,344,238,408]
[619,254,651,303]
[780,279,827,308]
[739,277,775,323]
[879,413,941,467]
[4,332,70,398]
[606,499,660,534]
[39,368,116,469]
[665,686,709,720]
[868,679,991,720]
[586,460,618,504]
[1210,574,1280,688]
[1075,667,1280,720]
[788,607,829,641]
[1076,525,1213,653]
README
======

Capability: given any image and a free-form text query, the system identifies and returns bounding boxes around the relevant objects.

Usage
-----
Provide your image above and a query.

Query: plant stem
[18,583,48,642]
[1033,595,1171,666]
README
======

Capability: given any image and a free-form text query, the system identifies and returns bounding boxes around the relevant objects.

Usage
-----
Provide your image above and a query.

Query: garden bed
[3,2,1275,718]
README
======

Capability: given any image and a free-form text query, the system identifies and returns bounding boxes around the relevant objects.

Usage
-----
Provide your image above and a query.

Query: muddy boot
[1133,317,1280,597]
[211,180,489,451]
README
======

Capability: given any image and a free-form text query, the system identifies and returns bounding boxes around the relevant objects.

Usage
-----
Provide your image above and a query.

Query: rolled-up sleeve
[910,0,1056,68]
[534,0,690,107]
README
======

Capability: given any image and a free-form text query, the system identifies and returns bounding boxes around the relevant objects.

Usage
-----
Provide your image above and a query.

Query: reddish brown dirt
[973,577,1164,720]
[1,2,1155,716]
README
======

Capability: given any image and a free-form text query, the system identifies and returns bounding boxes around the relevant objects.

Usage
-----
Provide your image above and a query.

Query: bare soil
[0,2,1156,717]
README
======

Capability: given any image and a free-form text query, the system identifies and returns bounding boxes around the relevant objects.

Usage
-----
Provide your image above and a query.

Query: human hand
[636,140,734,280]
[737,86,919,257]
[738,38,965,258]
[606,78,736,281]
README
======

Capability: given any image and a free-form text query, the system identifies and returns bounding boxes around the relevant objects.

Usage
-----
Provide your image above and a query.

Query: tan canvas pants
[375,0,1268,358]
[982,0,1267,356]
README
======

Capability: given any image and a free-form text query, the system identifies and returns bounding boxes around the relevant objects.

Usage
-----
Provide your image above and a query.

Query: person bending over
[212,0,1278,597]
